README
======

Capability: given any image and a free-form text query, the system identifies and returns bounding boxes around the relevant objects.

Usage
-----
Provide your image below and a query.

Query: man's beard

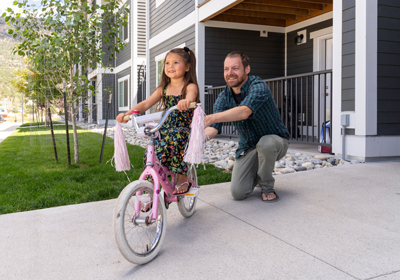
[225,74,246,88]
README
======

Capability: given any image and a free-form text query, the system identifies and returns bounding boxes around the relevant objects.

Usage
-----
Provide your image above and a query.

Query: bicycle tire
[114,180,167,264]
[177,165,198,218]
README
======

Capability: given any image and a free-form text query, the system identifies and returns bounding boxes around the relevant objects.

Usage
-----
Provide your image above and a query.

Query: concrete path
[0,121,21,143]
[1,161,399,280]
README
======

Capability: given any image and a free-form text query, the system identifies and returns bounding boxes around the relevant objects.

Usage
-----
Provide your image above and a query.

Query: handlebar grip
[189,102,197,109]
[123,115,131,122]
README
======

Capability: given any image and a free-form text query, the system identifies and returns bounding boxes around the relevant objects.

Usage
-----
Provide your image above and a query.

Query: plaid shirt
[211,75,290,158]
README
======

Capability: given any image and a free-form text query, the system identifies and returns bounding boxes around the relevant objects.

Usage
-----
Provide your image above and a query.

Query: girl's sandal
[174,180,192,196]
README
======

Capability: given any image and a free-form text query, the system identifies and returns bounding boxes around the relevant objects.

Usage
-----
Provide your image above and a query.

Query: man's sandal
[174,180,192,196]
[261,190,279,203]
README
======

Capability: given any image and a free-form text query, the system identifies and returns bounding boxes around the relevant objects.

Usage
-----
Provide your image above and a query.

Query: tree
[2,0,129,164]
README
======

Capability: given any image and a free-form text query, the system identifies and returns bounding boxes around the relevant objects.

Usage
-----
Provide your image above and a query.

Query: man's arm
[204,106,252,128]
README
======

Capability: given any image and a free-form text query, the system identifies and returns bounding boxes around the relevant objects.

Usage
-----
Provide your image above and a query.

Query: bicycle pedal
[185,187,199,197]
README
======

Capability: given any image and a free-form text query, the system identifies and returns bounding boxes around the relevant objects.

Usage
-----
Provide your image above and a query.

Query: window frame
[118,75,130,111]
[118,5,130,42]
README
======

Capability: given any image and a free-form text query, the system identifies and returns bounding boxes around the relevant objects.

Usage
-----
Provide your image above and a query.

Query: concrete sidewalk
[0,122,21,143]
[1,162,399,280]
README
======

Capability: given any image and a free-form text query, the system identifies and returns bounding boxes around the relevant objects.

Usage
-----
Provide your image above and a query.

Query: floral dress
[143,87,194,175]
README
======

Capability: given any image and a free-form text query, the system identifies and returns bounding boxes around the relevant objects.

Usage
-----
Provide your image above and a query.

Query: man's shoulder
[247,76,268,91]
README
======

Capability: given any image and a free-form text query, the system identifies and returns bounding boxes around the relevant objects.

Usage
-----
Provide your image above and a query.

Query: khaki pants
[230,135,289,200]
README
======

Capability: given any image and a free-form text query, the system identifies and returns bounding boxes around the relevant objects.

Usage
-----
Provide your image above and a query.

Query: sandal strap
[175,180,189,190]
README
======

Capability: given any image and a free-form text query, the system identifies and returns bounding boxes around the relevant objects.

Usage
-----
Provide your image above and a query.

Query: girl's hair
[156,47,200,111]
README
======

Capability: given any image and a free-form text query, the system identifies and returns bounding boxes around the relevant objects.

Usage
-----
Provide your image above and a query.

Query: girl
[116,47,200,195]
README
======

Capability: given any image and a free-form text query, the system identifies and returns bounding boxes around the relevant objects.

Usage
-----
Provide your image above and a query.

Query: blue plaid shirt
[211,75,290,158]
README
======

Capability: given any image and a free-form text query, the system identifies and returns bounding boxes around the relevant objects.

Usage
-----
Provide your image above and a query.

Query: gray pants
[231,135,289,200]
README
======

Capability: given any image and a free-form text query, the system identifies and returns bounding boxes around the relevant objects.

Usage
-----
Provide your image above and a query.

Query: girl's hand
[116,113,128,123]
[177,99,191,111]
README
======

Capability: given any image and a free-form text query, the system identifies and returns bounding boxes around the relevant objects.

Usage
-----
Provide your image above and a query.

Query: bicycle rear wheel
[177,165,198,218]
[114,180,167,264]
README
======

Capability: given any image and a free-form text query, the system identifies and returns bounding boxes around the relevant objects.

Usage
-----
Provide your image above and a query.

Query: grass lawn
[0,123,231,214]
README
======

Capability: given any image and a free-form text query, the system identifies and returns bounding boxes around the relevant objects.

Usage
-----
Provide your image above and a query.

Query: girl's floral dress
[143,87,194,175]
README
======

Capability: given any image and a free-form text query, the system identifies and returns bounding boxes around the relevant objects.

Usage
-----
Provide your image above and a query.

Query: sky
[0,0,41,16]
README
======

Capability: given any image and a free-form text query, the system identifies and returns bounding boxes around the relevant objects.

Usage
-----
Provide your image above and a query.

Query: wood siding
[116,0,132,67]
[149,25,195,94]
[149,0,195,38]
[287,19,333,76]
[102,74,116,119]
[377,0,400,135]
[204,27,285,87]
[137,0,146,57]
[342,0,355,111]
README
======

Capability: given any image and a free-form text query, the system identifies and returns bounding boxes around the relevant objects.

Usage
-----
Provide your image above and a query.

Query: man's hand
[177,99,190,111]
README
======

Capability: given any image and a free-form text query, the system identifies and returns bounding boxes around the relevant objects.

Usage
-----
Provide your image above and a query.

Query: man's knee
[257,135,278,154]
[230,183,247,200]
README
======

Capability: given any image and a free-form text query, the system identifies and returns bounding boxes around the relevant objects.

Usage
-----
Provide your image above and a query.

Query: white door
[325,38,333,121]
[313,35,333,137]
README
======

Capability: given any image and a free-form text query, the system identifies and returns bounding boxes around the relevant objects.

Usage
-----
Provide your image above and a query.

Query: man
[205,51,290,202]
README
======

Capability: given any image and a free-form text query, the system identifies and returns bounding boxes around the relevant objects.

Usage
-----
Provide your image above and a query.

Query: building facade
[145,0,400,162]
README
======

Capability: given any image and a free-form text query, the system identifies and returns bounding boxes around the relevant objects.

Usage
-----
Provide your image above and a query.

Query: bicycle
[114,102,199,264]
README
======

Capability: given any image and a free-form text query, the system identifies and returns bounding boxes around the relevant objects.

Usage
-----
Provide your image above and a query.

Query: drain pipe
[341,114,350,160]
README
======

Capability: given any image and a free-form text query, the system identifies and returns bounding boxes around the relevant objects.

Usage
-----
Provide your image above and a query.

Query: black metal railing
[204,70,332,147]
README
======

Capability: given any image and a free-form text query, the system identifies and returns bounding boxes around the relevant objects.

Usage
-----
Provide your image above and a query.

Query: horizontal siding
[287,19,333,76]
[116,0,131,67]
[149,25,195,95]
[137,0,146,57]
[342,0,355,112]
[150,0,195,38]
[102,74,116,119]
[377,0,400,135]
[205,27,285,87]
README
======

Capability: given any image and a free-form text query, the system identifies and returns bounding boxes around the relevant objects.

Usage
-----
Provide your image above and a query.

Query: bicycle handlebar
[123,102,198,135]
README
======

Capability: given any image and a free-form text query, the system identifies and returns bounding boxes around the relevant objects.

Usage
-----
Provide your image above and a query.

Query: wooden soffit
[200,0,333,27]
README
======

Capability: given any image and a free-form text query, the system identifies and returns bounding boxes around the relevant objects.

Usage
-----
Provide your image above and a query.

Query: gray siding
[102,21,115,68]
[287,19,333,76]
[116,0,132,67]
[342,0,355,111]
[102,74,117,119]
[149,0,195,38]
[205,27,285,87]
[377,0,400,135]
[149,25,195,94]
[137,0,146,57]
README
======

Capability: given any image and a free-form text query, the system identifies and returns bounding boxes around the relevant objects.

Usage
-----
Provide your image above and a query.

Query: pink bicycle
[114,103,199,264]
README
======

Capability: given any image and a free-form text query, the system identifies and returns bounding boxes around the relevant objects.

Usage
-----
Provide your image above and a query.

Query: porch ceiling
[200,0,333,27]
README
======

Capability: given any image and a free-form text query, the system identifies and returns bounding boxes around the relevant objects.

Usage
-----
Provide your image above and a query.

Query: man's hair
[225,51,250,70]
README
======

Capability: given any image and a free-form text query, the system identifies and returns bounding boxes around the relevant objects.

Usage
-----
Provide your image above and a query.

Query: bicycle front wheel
[114,180,167,264]
[177,164,198,218]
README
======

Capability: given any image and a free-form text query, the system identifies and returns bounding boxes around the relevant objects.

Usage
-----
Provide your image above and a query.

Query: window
[155,43,185,87]
[118,8,129,42]
[118,76,130,110]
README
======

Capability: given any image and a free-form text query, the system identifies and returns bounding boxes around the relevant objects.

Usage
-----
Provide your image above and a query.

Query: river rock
[302,162,314,168]
[314,155,328,161]
[281,168,295,174]
[311,159,323,165]
[294,166,307,172]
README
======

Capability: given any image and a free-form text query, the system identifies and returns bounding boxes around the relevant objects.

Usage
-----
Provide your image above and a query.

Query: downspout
[341,114,349,160]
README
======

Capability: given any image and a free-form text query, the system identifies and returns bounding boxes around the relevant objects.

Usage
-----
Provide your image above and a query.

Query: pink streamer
[184,104,206,164]
[113,122,131,171]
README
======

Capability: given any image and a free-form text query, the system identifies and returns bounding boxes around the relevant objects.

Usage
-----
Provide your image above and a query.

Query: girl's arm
[116,87,163,123]
[177,83,198,111]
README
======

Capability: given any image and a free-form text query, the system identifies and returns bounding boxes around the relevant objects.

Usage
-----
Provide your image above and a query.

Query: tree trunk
[70,67,79,164]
